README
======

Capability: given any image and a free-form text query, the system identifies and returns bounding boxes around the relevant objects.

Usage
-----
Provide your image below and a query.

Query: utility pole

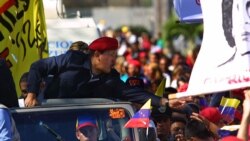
[153,0,169,38]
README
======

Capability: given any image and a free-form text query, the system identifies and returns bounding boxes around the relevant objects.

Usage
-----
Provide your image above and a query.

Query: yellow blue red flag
[0,0,48,95]
[124,99,151,128]
[219,97,240,124]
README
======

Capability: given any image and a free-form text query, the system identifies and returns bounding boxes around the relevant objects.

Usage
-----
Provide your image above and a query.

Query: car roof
[10,98,134,113]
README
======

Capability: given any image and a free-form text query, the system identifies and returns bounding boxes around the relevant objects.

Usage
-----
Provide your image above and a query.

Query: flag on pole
[155,78,166,97]
[124,99,151,128]
[0,0,48,95]
[219,97,240,124]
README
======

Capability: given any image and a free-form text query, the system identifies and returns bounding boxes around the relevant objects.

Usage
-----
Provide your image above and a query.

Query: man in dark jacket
[25,37,187,108]
[0,59,19,108]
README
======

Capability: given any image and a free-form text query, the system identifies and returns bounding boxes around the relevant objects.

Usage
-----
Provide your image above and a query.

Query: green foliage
[129,25,150,37]
[114,25,150,37]
[163,10,203,45]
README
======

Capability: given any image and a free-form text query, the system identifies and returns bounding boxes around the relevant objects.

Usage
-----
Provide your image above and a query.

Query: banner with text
[0,0,48,95]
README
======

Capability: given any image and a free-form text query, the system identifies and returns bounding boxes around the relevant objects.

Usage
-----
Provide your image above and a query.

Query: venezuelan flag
[218,125,239,138]
[124,99,151,128]
[199,96,208,110]
[219,97,240,124]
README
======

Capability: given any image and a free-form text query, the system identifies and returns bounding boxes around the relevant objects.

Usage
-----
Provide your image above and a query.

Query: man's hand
[24,93,38,107]
[161,97,192,109]
[190,112,219,138]
[237,88,250,140]
[190,112,210,127]
[169,98,186,109]
[174,133,186,141]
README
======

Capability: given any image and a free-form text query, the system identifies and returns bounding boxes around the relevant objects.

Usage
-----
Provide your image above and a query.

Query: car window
[12,107,135,141]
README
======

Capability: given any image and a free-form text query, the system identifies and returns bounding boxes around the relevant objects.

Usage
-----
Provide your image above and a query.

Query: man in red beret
[25,37,188,110]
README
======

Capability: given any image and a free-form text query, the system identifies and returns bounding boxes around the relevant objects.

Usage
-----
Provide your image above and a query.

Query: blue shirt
[0,109,12,141]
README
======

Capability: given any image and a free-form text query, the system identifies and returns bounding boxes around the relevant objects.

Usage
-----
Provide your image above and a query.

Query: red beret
[200,107,222,124]
[89,37,118,51]
[221,136,243,141]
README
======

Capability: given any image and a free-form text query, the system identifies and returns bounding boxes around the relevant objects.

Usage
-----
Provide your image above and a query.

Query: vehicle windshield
[12,107,135,141]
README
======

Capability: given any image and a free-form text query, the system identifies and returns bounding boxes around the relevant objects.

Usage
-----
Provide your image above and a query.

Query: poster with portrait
[174,0,250,98]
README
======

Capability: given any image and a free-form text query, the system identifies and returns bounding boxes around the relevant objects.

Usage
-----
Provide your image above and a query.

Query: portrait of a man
[219,0,250,67]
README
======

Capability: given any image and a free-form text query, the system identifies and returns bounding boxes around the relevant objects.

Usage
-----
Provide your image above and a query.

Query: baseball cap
[151,107,171,119]
[76,115,97,130]
[125,77,144,88]
[200,107,222,124]
[128,59,141,68]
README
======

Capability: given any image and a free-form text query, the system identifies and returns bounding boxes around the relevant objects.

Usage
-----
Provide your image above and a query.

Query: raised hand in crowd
[169,97,193,110]
[190,112,220,140]
[237,88,250,140]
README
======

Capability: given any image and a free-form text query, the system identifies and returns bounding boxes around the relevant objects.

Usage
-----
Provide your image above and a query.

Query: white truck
[46,18,100,56]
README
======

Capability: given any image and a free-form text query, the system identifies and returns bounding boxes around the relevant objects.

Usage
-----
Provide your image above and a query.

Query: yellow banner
[0,0,48,96]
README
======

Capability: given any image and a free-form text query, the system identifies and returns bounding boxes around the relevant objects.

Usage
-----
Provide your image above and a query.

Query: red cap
[200,107,222,124]
[89,37,118,51]
[128,59,141,68]
[178,83,188,92]
[139,52,147,58]
[221,136,243,141]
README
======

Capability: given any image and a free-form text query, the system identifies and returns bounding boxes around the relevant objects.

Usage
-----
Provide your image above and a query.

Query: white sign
[174,0,250,98]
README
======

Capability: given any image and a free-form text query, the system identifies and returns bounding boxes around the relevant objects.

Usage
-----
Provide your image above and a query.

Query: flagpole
[221,99,228,114]
[146,127,149,140]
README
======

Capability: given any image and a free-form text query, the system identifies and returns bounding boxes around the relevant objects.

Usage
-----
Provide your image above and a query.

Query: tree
[163,10,203,55]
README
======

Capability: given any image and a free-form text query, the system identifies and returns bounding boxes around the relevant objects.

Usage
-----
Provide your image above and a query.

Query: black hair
[151,107,172,119]
[19,72,29,84]
[69,41,89,53]
[171,116,187,125]
[163,87,177,98]
[185,119,214,140]
[222,0,236,47]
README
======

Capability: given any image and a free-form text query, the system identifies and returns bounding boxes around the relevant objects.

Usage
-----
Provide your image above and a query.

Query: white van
[46,18,100,57]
